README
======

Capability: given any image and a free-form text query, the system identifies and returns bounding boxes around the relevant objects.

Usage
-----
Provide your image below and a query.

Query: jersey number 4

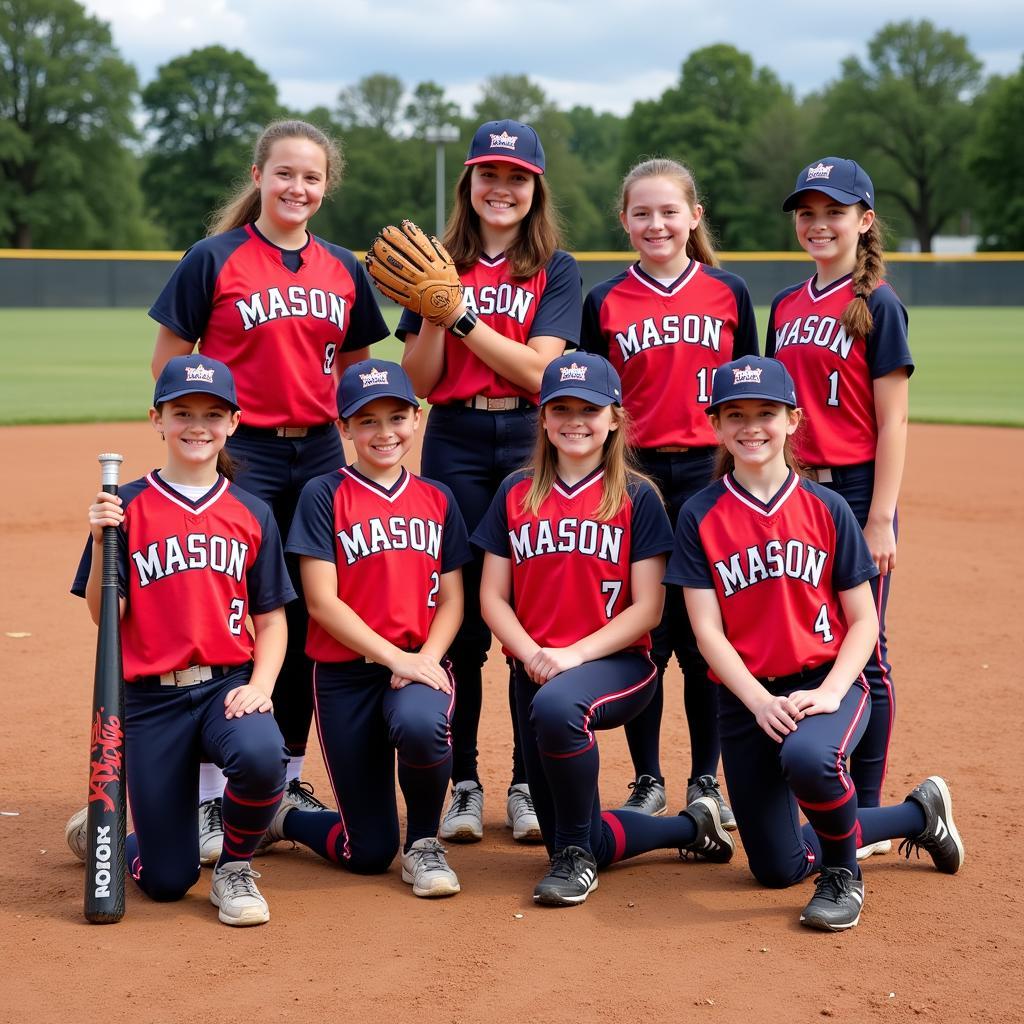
[813,603,834,643]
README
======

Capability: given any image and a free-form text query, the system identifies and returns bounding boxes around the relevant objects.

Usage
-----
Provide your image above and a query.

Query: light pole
[424,124,460,236]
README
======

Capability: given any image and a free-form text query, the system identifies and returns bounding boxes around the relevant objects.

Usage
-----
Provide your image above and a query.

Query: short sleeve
[246,509,297,613]
[579,288,610,358]
[665,502,715,589]
[866,285,913,379]
[148,241,220,343]
[628,480,674,561]
[529,250,582,345]
[286,474,343,563]
[470,476,517,557]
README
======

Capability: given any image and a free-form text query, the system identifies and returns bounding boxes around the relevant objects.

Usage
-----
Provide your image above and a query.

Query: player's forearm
[693,623,773,715]
[401,326,445,396]
[460,323,556,393]
[480,591,540,664]
[421,591,463,661]
[250,609,287,695]
[868,417,907,526]
[306,593,410,668]
[572,592,665,663]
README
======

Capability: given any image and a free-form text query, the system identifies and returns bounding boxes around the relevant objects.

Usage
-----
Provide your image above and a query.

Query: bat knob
[97,453,124,488]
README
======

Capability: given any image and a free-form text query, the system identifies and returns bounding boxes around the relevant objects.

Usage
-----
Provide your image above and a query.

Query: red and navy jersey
[666,471,878,680]
[396,249,581,405]
[286,467,471,662]
[472,469,673,652]
[581,261,758,449]
[766,275,912,466]
[71,473,295,682]
[149,225,389,428]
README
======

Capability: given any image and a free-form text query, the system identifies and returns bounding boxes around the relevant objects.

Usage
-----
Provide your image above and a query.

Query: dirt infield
[2,421,1021,1024]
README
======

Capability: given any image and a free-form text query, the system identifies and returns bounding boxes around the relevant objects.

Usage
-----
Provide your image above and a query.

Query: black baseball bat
[84,452,126,924]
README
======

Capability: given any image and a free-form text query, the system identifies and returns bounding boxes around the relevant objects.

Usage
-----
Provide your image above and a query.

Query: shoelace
[220,865,262,899]
[691,775,721,798]
[813,868,853,904]
[897,835,925,861]
[547,848,584,881]
[200,800,223,834]
[512,789,536,816]
[411,839,449,873]
[449,787,478,815]
[288,779,327,812]
[627,777,659,803]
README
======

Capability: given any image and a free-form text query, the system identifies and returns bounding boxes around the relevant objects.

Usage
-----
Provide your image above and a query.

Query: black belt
[759,662,832,692]
[235,422,334,439]
[639,445,715,459]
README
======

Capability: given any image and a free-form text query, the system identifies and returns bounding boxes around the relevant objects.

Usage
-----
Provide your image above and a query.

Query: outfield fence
[1,249,1022,308]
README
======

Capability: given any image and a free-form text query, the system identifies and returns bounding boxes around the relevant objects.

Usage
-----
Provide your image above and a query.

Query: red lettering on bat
[87,710,124,812]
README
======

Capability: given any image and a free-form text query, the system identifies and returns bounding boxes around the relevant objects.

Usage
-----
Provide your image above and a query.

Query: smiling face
[469,161,536,245]
[541,396,618,474]
[150,393,240,482]
[341,397,421,480]
[711,399,800,471]
[252,136,328,246]
[620,175,702,279]
[793,191,874,277]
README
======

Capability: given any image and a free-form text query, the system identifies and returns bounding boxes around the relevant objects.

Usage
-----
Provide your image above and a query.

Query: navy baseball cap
[465,119,545,175]
[782,157,874,211]
[541,352,622,407]
[706,356,797,414]
[154,354,239,410]
[337,359,418,418]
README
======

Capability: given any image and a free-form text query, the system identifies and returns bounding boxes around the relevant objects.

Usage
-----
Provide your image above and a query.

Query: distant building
[898,236,980,254]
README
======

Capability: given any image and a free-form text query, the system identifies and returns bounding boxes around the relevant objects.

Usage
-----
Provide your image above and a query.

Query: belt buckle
[815,467,833,483]
[486,397,505,411]
[655,446,689,453]
[160,665,213,687]
[276,426,309,438]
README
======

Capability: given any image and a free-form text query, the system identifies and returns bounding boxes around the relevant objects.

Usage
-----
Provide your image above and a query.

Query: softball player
[398,119,582,843]
[669,356,962,931]
[766,158,912,852]
[581,158,757,823]
[65,356,294,926]
[473,352,736,907]
[262,360,472,897]
[149,120,389,860]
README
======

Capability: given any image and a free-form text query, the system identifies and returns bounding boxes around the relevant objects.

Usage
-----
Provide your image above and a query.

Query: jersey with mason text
[766,275,913,466]
[71,473,295,681]
[149,224,389,428]
[286,467,472,662]
[666,472,877,680]
[472,469,673,652]
[397,249,581,405]
[581,261,758,448]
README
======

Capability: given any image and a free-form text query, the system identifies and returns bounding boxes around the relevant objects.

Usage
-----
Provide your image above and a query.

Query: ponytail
[217,448,236,481]
[841,213,887,338]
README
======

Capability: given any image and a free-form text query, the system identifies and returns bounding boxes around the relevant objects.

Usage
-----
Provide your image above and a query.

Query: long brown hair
[841,211,887,337]
[522,404,660,521]
[207,120,344,237]
[443,164,562,279]
[619,158,719,267]
[709,409,805,480]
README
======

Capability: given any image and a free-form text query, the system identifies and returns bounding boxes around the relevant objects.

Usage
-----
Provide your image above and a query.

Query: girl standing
[581,158,758,823]
[67,356,294,926]
[669,355,961,931]
[265,360,471,897]
[766,158,912,846]
[148,120,390,858]
[474,351,735,906]
[396,120,582,843]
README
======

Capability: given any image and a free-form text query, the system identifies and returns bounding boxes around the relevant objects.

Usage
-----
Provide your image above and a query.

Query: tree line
[1,0,1021,253]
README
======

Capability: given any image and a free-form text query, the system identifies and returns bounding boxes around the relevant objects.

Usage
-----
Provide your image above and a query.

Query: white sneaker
[438,781,483,843]
[400,837,461,897]
[198,798,224,866]
[65,806,87,862]
[209,861,270,926]
[505,784,543,842]
[856,838,893,861]
[257,779,331,854]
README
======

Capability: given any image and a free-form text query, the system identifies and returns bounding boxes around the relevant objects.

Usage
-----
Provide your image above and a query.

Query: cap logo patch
[806,162,833,181]
[559,362,588,382]
[489,130,518,151]
[733,365,763,384]
[359,367,389,388]
[185,364,215,384]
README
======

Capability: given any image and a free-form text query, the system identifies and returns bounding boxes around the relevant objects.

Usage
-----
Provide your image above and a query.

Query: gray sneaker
[800,866,864,931]
[65,806,87,862]
[209,861,270,926]
[198,798,224,866]
[505,784,543,842]
[686,775,737,831]
[621,775,668,816]
[401,837,461,897]
[439,781,484,843]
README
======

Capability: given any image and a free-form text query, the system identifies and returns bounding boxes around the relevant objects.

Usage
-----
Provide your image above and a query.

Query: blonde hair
[443,163,562,279]
[619,158,719,267]
[841,212,887,337]
[522,404,659,521]
[208,120,344,237]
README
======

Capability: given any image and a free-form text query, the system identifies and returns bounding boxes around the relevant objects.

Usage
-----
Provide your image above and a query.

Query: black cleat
[900,776,964,874]
[800,866,865,931]
[679,796,735,863]
[533,846,599,906]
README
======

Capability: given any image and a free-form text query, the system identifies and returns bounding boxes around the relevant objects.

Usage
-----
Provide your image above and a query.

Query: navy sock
[283,807,346,861]
[623,670,664,780]
[398,752,452,850]
[216,783,283,868]
[598,809,696,867]
[858,800,927,847]
[542,745,600,851]
[684,670,721,778]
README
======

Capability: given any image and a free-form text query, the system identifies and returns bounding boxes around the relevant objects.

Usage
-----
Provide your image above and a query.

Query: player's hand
[88,491,124,542]
[388,652,451,692]
[863,518,897,575]
[789,687,842,717]
[223,684,273,718]
[526,647,584,684]
[754,693,804,743]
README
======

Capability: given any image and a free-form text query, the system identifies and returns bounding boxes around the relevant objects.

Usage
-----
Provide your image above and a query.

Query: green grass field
[0,307,1019,426]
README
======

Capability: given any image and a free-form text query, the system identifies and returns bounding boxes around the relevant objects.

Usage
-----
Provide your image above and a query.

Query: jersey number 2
[228,598,245,635]
[426,571,440,608]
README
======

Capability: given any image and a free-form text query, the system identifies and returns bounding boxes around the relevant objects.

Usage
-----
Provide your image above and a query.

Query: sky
[81,0,1022,118]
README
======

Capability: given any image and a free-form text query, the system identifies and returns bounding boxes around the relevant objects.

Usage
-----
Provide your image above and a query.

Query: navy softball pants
[818,460,896,807]
[228,424,344,756]
[627,448,720,784]
[420,402,537,786]
[281,660,455,872]
[124,665,287,901]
